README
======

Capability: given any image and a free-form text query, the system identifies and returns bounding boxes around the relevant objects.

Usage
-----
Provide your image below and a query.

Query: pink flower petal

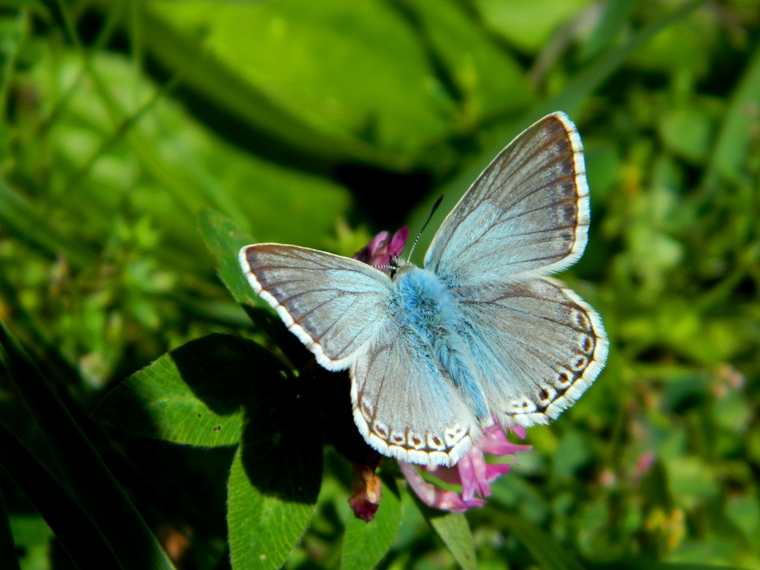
[389,227,409,258]
[485,463,512,482]
[399,461,486,513]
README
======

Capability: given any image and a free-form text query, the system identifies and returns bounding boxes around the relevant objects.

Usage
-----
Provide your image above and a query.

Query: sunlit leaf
[412,497,476,570]
[342,476,402,570]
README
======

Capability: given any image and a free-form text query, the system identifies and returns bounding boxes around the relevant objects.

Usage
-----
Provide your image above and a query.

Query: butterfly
[240,112,608,467]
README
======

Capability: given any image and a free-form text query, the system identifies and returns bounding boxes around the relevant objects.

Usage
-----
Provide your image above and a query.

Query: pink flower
[348,229,532,516]
[399,425,531,512]
[353,227,409,267]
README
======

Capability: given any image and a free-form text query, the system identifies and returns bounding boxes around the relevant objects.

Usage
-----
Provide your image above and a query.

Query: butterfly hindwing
[424,112,588,286]
[240,244,393,370]
[350,318,480,467]
[457,277,608,427]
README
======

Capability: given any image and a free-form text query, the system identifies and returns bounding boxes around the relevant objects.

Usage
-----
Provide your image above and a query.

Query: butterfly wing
[457,278,608,427]
[424,112,588,286]
[351,317,480,467]
[240,244,393,371]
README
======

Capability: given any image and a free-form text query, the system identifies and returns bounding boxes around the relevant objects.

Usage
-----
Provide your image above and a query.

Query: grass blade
[0,319,176,570]
[0,477,20,570]
[0,420,121,569]
[496,512,586,570]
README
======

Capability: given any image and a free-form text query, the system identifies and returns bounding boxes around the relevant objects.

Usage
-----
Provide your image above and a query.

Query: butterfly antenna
[407,195,444,263]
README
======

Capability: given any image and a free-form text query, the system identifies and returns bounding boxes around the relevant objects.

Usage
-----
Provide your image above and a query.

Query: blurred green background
[1,0,760,568]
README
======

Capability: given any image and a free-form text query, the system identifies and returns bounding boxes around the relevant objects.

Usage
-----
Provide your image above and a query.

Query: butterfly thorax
[392,265,490,424]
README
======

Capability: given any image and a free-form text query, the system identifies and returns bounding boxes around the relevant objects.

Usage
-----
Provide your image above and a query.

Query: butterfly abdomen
[394,267,490,423]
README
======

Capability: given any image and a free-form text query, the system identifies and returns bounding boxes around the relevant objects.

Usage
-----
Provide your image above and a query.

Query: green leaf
[496,512,586,570]
[92,333,288,446]
[705,39,760,186]
[0,179,95,268]
[142,0,456,168]
[0,480,20,570]
[579,0,637,61]
[342,476,403,570]
[0,320,176,570]
[412,497,476,570]
[394,0,533,124]
[473,0,592,53]
[227,376,323,570]
[199,208,262,309]
[0,420,121,569]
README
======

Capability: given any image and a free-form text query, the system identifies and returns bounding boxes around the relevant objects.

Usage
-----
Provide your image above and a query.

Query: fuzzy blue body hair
[393,266,489,422]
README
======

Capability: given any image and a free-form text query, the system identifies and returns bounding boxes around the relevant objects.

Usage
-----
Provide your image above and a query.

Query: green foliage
[0,0,758,569]
[342,476,403,570]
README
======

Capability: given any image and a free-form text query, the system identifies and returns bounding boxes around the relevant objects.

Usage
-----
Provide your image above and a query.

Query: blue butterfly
[240,112,608,467]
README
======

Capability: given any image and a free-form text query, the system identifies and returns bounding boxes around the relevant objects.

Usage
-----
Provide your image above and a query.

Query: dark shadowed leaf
[92,333,289,447]
[227,373,323,570]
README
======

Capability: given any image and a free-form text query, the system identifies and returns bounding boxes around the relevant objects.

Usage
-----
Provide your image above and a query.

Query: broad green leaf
[0,482,20,570]
[412,497,476,570]
[626,7,716,78]
[199,209,262,309]
[342,476,403,570]
[396,0,533,125]
[580,0,637,61]
[725,494,760,541]
[0,420,121,569]
[496,512,586,570]
[658,107,713,163]
[25,50,354,269]
[473,0,592,53]
[227,377,323,570]
[92,333,288,446]
[706,39,760,186]
[145,0,458,167]
[0,320,175,570]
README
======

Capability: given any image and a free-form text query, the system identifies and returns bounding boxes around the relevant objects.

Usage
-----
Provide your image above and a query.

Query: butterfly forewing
[239,112,608,469]
[240,244,393,370]
[424,112,589,286]
[350,319,480,467]
[457,278,608,427]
